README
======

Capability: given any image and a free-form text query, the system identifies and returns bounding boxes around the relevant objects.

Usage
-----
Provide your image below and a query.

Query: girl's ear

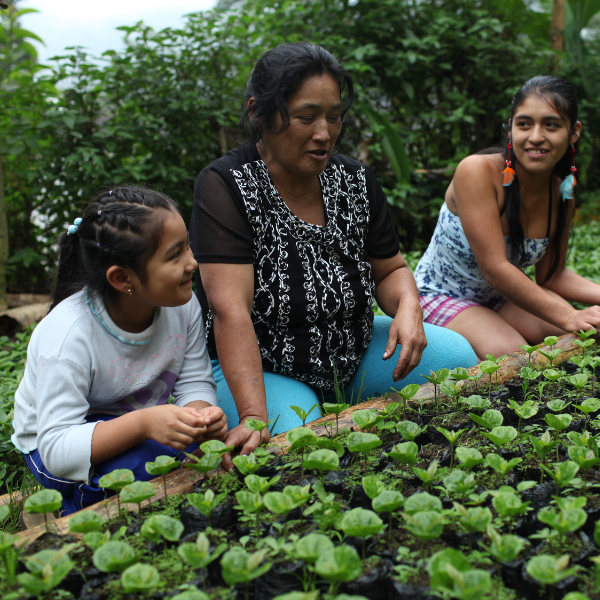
[570,120,582,145]
[106,265,134,294]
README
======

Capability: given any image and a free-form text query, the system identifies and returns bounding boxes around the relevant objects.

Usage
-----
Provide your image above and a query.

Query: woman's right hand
[221,418,271,471]
[563,305,600,334]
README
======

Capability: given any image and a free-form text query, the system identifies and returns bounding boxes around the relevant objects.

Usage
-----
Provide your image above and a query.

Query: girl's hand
[564,306,600,333]
[195,405,228,442]
[143,404,207,449]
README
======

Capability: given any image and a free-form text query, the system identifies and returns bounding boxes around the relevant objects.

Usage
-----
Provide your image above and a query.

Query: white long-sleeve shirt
[12,289,216,482]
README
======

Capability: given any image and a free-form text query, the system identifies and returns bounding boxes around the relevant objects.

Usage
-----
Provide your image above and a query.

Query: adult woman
[415,76,600,361]
[190,43,476,458]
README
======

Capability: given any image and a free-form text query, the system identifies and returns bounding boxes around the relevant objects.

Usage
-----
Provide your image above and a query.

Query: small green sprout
[146,455,180,498]
[24,489,62,533]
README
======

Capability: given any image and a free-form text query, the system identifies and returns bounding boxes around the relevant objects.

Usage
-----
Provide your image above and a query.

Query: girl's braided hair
[50,186,179,311]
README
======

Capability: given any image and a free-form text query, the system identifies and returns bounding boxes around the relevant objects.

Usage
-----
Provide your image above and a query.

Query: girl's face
[510,94,581,176]
[134,210,197,309]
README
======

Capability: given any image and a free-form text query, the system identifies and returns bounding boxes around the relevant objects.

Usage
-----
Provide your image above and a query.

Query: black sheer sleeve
[364,167,401,259]
[190,168,254,264]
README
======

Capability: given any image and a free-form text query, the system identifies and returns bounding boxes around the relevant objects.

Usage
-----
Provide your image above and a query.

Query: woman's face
[258,73,343,180]
[510,94,581,176]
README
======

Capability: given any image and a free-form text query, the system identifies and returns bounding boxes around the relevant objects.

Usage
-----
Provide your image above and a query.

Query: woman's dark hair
[482,76,579,283]
[50,186,179,311]
[240,42,354,152]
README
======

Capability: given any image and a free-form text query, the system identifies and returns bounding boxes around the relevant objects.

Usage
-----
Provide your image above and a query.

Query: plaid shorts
[419,294,506,327]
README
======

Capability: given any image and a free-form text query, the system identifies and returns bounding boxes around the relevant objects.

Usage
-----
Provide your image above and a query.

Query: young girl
[12,186,227,515]
[414,76,600,360]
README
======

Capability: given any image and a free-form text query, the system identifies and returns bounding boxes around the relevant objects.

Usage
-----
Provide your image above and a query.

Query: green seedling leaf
[574,397,600,416]
[316,437,345,457]
[283,484,312,508]
[453,503,492,533]
[378,402,400,419]
[491,492,530,519]
[541,461,580,489]
[435,426,467,445]
[545,413,572,432]
[245,418,268,432]
[263,491,295,516]
[387,441,418,465]
[303,449,340,472]
[362,476,386,499]
[232,453,267,475]
[518,344,541,355]
[450,367,470,381]
[396,383,421,401]
[470,409,503,430]
[286,427,317,451]
[479,360,500,375]
[120,481,155,506]
[0,505,10,523]
[244,474,280,494]
[235,491,263,514]
[396,420,426,441]
[295,533,335,564]
[530,431,558,460]
[98,469,135,492]
[525,554,578,586]
[455,447,485,471]
[68,510,106,533]
[93,541,139,573]
[322,402,349,416]
[83,531,110,551]
[537,507,587,536]
[183,451,222,474]
[222,548,272,585]
[403,491,442,514]
[566,430,597,447]
[24,489,62,515]
[373,490,404,513]
[508,399,539,419]
[544,336,559,347]
[547,399,571,413]
[121,563,161,594]
[481,525,527,563]
[0,530,16,553]
[145,455,180,476]
[566,373,589,390]
[403,510,445,540]
[171,589,210,600]
[443,470,477,496]
[440,382,460,399]
[482,426,518,447]
[178,533,226,569]
[543,368,562,382]
[199,440,234,455]
[187,489,227,517]
[462,395,491,412]
[347,431,382,454]
[485,453,522,477]
[340,507,384,538]
[568,446,600,471]
[428,547,471,590]
[18,546,75,596]
[352,408,383,430]
[141,514,184,543]
[314,545,362,583]
[412,460,445,487]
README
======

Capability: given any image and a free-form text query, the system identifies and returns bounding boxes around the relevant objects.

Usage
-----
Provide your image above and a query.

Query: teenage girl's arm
[370,252,427,381]
[453,155,600,332]
[198,261,270,470]
[535,199,600,312]
[90,401,223,465]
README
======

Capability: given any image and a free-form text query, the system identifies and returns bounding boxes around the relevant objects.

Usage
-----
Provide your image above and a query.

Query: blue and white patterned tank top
[414,203,549,304]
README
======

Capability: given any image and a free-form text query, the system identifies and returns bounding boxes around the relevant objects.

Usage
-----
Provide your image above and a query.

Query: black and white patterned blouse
[190,144,399,391]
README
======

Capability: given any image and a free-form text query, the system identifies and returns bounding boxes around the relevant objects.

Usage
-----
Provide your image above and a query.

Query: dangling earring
[128,289,133,296]
[503,140,516,187]
[560,145,577,201]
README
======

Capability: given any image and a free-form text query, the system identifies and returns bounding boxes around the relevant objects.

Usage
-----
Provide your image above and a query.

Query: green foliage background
[1,0,600,292]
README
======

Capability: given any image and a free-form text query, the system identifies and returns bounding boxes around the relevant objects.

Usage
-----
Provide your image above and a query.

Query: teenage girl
[12,186,227,514]
[414,76,600,360]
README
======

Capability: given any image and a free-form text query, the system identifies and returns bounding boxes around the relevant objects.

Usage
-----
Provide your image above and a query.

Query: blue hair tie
[68,217,83,235]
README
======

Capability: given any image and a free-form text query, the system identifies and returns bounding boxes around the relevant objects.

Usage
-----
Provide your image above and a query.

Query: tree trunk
[0,145,8,311]
[550,0,566,50]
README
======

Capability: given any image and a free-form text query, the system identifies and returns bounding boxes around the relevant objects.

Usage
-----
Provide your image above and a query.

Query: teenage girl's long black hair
[50,186,179,311]
[478,76,579,284]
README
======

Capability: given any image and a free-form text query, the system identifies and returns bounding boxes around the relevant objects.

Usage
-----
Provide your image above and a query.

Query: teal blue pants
[211,316,476,435]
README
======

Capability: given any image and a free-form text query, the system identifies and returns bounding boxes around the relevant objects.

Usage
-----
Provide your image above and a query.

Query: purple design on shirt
[115,370,177,412]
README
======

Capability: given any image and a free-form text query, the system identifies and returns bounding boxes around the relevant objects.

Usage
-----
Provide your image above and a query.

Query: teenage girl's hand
[143,404,207,450]
[564,306,600,334]
[194,405,228,443]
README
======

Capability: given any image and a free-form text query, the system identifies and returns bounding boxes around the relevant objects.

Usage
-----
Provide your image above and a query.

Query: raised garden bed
[2,331,600,600]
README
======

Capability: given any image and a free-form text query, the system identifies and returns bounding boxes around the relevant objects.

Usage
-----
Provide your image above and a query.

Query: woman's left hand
[383,299,427,381]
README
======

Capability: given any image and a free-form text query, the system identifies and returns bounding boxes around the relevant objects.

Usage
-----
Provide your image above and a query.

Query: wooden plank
[11,331,585,545]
